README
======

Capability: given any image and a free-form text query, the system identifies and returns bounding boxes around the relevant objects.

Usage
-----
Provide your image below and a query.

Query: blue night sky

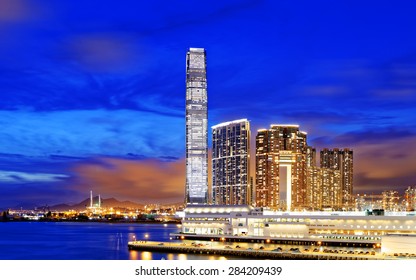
[1,0,416,208]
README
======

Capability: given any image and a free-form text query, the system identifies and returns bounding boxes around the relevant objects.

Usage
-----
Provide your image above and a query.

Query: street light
[133,235,136,243]
[144,234,149,243]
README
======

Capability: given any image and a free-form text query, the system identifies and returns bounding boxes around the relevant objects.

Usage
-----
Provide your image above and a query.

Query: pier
[127,241,385,260]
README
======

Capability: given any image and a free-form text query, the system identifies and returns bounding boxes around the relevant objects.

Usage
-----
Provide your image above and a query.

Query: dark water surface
[0,222,224,260]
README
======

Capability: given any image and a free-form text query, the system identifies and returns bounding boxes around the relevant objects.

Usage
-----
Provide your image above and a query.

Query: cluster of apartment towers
[185,48,353,211]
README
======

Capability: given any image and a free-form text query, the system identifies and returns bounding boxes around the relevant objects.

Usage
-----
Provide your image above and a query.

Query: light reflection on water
[0,222,194,260]
[140,251,152,260]
[3,222,362,260]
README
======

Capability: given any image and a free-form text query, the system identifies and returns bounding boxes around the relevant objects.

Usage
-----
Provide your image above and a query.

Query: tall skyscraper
[212,119,250,205]
[320,148,354,208]
[185,48,208,204]
[255,124,308,210]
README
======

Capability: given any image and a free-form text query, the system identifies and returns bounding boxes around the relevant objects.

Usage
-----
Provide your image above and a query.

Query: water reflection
[177,254,188,260]
[129,250,139,260]
[166,253,175,260]
[141,251,152,260]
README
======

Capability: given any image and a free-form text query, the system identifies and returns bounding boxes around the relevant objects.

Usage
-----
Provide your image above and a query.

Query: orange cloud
[72,157,185,204]
[66,33,142,73]
[353,136,416,192]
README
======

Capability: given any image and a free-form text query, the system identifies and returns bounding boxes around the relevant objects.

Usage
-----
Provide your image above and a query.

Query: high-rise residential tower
[320,148,354,208]
[255,129,279,208]
[212,119,250,205]
[306,166,342,210]
[185,48,208,204]
[255,124,308,211]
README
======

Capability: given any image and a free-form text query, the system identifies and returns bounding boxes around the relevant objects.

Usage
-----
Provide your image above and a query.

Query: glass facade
[212,119,250,205]
[185,48,208,204]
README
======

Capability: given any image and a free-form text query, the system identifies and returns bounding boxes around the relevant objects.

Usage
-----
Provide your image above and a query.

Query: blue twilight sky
[1,0,416,208]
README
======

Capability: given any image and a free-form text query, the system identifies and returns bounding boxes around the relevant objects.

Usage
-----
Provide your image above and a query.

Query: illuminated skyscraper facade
[306,146,344,210]
[255,125,308,210]
[255,129,279,208]
[306,166,342,210]
[321,168,342,209]
[185,48,208,204]
[320,148,354,207]
[212,119,250,205]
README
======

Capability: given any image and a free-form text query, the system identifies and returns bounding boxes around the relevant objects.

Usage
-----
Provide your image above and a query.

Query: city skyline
[1,0,416,208]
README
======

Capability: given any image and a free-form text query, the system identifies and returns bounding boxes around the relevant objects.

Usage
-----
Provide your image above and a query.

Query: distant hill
[49,197,146,211]
[6,197,184,212]
[45,196,183,211]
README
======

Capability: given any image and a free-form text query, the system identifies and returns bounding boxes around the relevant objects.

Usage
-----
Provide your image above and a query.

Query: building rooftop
[189,47,205,52]
[184,204,252,214]
[211,119,249,129]
[270,124,300,128]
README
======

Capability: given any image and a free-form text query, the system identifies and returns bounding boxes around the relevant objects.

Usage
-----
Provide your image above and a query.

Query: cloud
[72,157,185,204]
[0,153,187,207]
[0,181,81,209]
[355,172,416,194]
[64,33,143,73]
[0,109,184,158]
[0,0,34,23]
[0,170,68,183]
[332,126,416,146]
[351,136,416,193]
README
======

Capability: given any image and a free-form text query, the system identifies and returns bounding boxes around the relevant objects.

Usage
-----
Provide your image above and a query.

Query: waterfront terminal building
[173,205,416,254]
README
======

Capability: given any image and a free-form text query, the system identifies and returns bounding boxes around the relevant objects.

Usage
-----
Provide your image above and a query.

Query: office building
[212,119,250,205]
[185,48,208,204]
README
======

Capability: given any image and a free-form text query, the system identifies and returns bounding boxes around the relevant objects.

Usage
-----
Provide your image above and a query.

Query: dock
[127,241,385,260]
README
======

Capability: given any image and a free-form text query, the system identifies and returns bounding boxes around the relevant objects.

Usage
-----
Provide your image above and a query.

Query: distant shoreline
[0,218,181,224]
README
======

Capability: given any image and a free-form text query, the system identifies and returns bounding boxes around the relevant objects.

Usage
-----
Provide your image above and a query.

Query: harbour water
[0,222,231,260]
